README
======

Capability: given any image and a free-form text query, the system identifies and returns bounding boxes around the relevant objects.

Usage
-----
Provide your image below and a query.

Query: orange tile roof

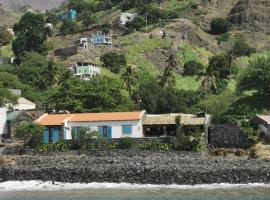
[36,111,144,126]
[36,114,71,126]
[70,112,143,122]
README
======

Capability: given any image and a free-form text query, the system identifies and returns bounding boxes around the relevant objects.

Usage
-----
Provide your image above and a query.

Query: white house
[36,111,146,143]
[5,89,36,111]
[0,107,7,137]
[120,13,138,26]
[74,62,100,80]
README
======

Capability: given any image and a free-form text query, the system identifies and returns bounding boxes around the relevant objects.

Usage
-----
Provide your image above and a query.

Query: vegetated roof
[143,114,206,126]
[36,111,145,126]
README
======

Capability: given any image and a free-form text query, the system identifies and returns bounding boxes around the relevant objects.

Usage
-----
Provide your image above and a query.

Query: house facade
[74,62,100,80]
[0,107,7,137]
[252,115,270,136]
[90,32,112,46]
[36,111,146,143]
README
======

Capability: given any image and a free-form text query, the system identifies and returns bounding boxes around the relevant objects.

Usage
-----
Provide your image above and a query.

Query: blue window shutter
[122,125,132,135]
[98,126,103,137]
[44,128,49,144]
[53,127,59,143]
[107,126,112,139]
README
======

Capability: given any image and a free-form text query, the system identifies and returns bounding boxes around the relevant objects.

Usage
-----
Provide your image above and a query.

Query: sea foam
[0,181,270,192]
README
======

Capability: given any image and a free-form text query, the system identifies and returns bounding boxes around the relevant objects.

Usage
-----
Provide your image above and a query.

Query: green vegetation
[12,12,49,60]
[1,0,270,146]
[60,19,79,35]
[16,122,44,148]
[210,18,231,34]
[101,51,127,73]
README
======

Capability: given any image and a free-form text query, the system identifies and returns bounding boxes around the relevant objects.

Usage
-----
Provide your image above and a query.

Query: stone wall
[209,124,252,148]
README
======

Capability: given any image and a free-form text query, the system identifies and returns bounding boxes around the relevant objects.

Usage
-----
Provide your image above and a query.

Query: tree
[15,122,44,147]
[200,54,231,94]
[237,55,270,96]
[230,38,256,57]
[45,11,59,26]
[77,128,98,149]
[159,53,178,88]
[126,16,146,30]
[183,60,204,76]
[101,51,127,73]
[82,13,96,29]
[0,84,17,106]
[210,18,231,34]
[121,65,138,95]
[136,76,203,113]
[12,12,48,59]
[16,52,66,90]
[46,76,134,113]
[60,19,79,35]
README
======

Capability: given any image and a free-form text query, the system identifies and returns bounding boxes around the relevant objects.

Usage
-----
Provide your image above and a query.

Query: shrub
[60,20,79,35]
[210,18,231,34]
[176,132,203,151]
[183,60,204,76]
[15,123,44,148]
[230,38,256,57]
[137,140,172,151]
[100,51,127,73]
[117,137,136,149]
[240,123,260,143]
[35,142,72,152]
[126,16,146,31]
[217,33,230,44]
[77,128,98,149]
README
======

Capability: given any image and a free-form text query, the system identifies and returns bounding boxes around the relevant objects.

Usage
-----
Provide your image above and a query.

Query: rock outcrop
[228,0,270,31]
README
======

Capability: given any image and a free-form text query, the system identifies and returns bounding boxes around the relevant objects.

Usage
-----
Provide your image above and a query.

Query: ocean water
[0,182,270,200]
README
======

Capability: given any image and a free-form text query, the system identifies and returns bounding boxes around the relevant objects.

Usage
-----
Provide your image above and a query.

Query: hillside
[0,6,22,26]
[0,0,66,12]
[1,0,270,123]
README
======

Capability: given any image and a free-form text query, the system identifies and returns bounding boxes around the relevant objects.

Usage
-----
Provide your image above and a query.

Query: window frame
[122,124,132,135]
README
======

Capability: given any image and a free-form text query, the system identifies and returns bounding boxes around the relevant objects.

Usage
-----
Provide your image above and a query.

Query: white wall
[259,124,269,136]
[0,107,7,135]
[13,103,36,111]
[65,120,144,140]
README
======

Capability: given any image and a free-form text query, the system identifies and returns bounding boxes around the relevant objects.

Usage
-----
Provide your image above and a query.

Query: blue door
[107,126,112,139]
[44,128,49,144]
[98,126,103,138]
[53,127,59,143]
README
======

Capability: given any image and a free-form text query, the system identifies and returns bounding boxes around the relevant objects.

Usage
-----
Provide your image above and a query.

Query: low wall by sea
[0,150,270,185]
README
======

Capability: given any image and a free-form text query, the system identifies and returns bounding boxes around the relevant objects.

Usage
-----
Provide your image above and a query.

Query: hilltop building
[90,32,112,46]
[74,62,100,80]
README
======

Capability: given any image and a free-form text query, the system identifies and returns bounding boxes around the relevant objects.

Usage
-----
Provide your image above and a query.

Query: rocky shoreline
[0,150,270,185]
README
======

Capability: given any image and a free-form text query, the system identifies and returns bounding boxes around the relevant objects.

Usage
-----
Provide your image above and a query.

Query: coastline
[0,150,270,185]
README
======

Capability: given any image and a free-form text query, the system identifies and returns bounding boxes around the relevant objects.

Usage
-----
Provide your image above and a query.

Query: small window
[122,125,132,135]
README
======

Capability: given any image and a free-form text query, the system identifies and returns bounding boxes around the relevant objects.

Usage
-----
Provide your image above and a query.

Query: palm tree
[45,59,61,88]
[121,65,138,95]
[159,52,178,88]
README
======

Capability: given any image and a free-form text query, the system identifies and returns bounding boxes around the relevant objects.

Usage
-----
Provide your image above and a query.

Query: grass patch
[124,37,172,74]
[177,44,213,66]
[175,75,201,91]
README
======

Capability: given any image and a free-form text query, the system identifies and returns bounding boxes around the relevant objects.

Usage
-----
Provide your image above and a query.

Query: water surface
[0,182,270,200]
